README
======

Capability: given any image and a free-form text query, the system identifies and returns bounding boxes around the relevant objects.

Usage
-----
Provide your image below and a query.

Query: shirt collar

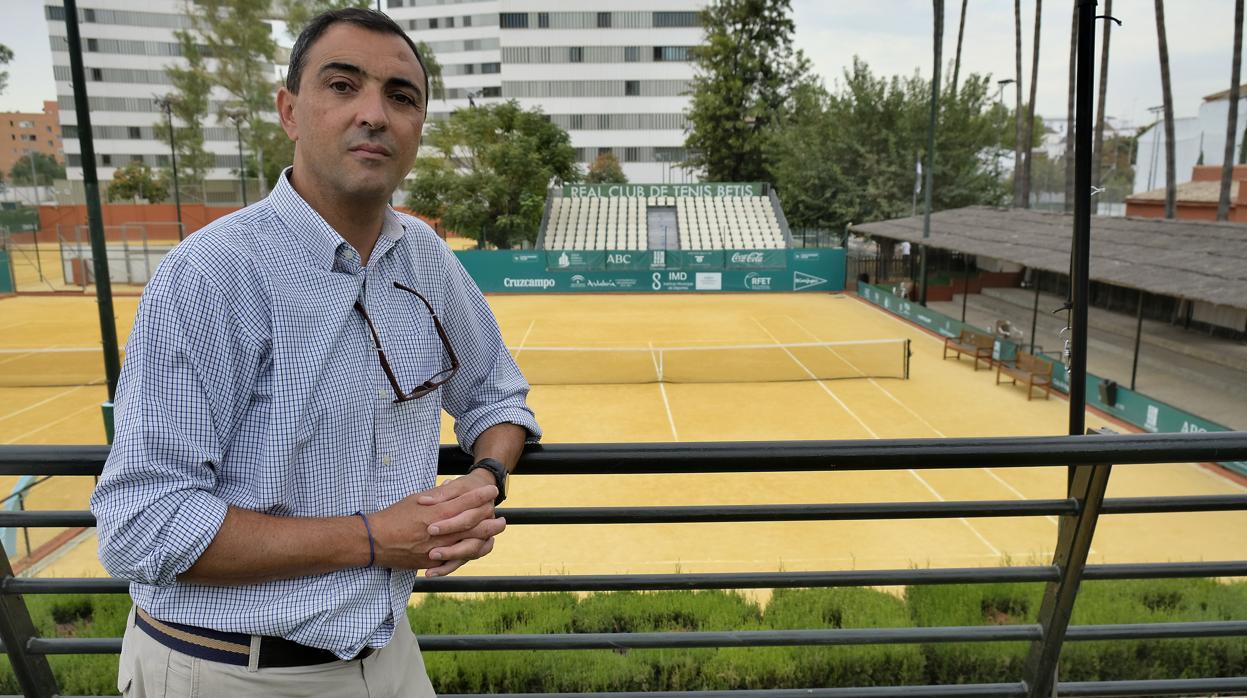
[268,167,406,272]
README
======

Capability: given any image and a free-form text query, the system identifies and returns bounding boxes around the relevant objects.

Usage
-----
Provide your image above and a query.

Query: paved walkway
[930,287,1247,430]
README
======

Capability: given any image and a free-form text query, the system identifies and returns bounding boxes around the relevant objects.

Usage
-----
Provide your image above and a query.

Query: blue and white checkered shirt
[91,169,540,658]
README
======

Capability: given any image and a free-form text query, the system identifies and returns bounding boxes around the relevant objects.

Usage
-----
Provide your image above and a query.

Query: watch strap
[469,458,507,504]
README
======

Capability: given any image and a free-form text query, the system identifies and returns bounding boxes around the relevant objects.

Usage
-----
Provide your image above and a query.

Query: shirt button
[382,455,392,466]
[378,390,388,401]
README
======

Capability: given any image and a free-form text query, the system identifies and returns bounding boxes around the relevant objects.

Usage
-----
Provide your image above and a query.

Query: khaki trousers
[117,607,437,698]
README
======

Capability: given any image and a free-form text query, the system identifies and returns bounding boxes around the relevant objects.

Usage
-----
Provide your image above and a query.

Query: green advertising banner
[725,249,788,270]
[562,182,766,198]
[455,248,845,294]
[858,283,1247,476]
[0,249,13,294]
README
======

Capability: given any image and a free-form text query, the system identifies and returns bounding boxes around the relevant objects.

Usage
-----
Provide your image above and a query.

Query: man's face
[277,23,427,202]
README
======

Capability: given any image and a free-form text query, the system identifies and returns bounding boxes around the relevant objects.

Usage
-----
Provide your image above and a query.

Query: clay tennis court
[2,291,1245,582]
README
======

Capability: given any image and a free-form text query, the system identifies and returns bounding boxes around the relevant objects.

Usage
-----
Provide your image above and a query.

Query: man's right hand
[368,481,505,571]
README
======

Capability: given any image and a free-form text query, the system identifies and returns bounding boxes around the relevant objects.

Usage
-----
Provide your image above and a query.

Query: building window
[624,147,639,162]
[624,46,640,62]
[446,17,454,28]
[624,80,640,96]
[429,18,438,29]
[464,64,475,75]
[86,38,99,52]
[101,154,112,166]
[569,114,584,129]
[481,86,501,97]
[90,68,103,81]
[654,46,691,62]
[481,62,500,74]
[537,12,549,28]
[388,0,402,7]
[598,147,613,157]
[597,114,609,129]
[597,12,611,28]
[128,126,141,139]
[464,15,472,27]
[569,47,583,63]
[83,8,96,22]
[500,13,528,29]
[653,11,700,28]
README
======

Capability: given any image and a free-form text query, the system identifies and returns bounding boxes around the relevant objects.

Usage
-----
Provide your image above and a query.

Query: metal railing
[1,431,1247,698]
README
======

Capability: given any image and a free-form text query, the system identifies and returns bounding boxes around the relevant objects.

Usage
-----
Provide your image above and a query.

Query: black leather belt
[135,608,376,668]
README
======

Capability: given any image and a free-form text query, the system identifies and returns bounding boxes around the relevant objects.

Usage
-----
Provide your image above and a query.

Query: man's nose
[356,85,389,131]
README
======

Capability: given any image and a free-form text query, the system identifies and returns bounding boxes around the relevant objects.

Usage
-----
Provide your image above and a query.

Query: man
[90,9,539,696]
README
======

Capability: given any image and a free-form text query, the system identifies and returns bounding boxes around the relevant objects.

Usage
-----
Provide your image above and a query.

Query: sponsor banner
[548,250,606,271]
[683,251,725,269]
[726,249,788,270]
[562,182,765,198]
[858,282,1246,476]
[455,249,845,294]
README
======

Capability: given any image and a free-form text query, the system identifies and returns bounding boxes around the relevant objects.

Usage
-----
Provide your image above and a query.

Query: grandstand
[539,183,792,251]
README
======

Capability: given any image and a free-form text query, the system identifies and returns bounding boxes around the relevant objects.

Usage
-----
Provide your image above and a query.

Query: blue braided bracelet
[355,512,376,568]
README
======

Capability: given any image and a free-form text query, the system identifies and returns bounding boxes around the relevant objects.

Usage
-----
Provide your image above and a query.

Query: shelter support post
[1030,275,1041,354]
[1131,293,1144,391]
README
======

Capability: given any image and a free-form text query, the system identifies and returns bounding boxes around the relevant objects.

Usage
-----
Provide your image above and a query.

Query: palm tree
[951,0,969,94]
[1064,5,1077,213]
[1022,0,1042,208]
[1217,0,1244,221]
[1092,0,1114,191]
[1155,0,1177,219]
[1013,0,1024,207]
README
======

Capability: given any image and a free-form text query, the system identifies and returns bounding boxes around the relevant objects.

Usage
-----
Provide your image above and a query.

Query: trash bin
[1097,379,1118,407]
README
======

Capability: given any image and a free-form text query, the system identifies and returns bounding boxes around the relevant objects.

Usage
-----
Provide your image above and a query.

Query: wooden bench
[942,329,995,371]
[996,351,1052,400]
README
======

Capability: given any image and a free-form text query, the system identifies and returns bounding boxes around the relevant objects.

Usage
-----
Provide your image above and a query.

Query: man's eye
[392,93,415,105]
[329,81,352,93]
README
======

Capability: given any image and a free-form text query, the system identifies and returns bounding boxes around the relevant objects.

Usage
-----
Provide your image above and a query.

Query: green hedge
[2,581,1246,694]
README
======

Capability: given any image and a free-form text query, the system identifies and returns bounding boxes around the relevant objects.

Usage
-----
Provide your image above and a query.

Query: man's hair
[286,8,429,106]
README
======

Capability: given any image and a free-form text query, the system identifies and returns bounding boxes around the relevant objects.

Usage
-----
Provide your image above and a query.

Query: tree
[951,0,969,95]
[1155,0,1176,218]
[7,153,65,185]
[1064,5,1076,213]
[764,61,1008,233]
[155,31,216,203]
[276,0,368,35]
[0,43,12,96]
[107,161,169,203]
[684,0,811,182]
[1012,0,1024,207]
[586,152,628,184]
[1218,0,1243,221]
[407,101,580,249]
[1021,0,1041,208]
[1092,0,1114,189]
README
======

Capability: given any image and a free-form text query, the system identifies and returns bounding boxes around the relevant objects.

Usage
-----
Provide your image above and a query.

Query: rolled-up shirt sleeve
[90,255,263,587]
[438,248,541,454]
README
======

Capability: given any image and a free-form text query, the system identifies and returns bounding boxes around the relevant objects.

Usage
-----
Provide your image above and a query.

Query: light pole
[226,110,248,206]
[1146,104,1164,191]
[996,78,1016,105]
[154,95,184,240]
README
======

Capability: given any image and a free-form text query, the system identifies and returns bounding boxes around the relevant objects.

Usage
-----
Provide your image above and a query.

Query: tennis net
[1,338,911,388]
[511,338,911,385]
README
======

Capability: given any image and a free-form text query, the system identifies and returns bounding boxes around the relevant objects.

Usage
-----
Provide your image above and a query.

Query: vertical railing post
[1024,455,1112,698]
[0,546,59,697]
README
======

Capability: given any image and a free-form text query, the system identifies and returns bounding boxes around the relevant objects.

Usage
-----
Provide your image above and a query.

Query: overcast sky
[2,0,1242,129]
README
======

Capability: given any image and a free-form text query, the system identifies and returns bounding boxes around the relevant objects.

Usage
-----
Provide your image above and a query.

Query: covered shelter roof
[850,206,1247,310]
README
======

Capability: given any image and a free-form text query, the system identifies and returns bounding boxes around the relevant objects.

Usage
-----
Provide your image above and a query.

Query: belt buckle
[354,646,376,661]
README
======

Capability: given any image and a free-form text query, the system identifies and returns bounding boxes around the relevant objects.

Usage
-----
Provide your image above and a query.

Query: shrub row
[2,579,1245,694]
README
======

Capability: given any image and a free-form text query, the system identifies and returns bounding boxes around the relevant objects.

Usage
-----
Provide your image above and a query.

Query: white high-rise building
[44,0,705,203]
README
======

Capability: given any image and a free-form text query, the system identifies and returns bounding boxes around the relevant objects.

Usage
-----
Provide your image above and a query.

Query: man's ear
[276,87,298,141]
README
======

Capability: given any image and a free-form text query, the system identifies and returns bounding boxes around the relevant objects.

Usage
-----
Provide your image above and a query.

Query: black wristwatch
[468,458,508,505]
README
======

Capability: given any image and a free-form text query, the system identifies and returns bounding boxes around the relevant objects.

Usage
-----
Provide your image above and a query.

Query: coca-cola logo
[731,252,766,263]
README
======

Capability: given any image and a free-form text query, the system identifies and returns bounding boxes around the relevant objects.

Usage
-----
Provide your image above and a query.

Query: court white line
[0,385,91,424]
[650,341,680,441]
[782,316,1057,526]
[512,319,537,358]
[753,316,1002,558]
[3,403,100,444]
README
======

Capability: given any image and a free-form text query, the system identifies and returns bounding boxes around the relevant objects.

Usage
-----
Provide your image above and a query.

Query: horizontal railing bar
[1082,561,1247,579]
[0,500,1079,529]
[7,493,1247,530]
[1099,494,1247,514]
[437,687,1030,698]
[10,560,1246,597]
[23,621,1247,656]
[1056,676,1247,697]
[4,431,1246,476]
[3,567,1062,595]
[8,494,1247,530]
